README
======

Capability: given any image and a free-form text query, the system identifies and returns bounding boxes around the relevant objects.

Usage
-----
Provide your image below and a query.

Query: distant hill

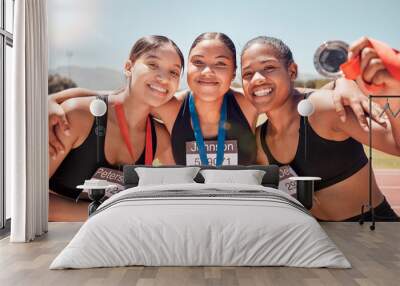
[49,66,191,91]
[49,66,326,91]
[297,72,321,81]
[49,66,125,91]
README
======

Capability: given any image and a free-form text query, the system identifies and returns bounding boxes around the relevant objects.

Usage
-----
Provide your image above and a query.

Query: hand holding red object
[340,37,400,95]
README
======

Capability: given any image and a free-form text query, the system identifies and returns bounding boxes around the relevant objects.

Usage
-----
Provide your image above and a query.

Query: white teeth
[254,88,272,97]
[199,80,218,85]
[149,84,167,93]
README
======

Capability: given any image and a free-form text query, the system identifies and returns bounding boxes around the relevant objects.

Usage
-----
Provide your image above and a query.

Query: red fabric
[340,56,361,80]
[144,117,153,165]
[340,38,400,92]
[115,104,153,165]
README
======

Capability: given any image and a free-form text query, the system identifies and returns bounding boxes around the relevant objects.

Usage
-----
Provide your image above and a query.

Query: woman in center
[151,32,258,166]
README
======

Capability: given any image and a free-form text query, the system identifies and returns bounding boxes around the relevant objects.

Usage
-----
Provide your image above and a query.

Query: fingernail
[64,130,71,136]
[60,150,65,154]
[52,156,56,160]
[340,116,345,122]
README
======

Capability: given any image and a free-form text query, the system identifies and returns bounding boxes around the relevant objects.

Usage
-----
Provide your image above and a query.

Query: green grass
[363,146,400,169]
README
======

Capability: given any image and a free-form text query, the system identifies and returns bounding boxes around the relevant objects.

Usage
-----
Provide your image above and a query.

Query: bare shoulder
[151,96,183,133]
[232,90,257,132]
[153,120,171,140]
[154,96,182,115]
[255,125,268,164]
[61,97,95,147]
[61,97,96,126]
[232,89,255,111]
[153,120,176,164]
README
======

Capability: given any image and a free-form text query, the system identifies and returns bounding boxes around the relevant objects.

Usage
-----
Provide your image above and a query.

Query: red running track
[375,169,400,215]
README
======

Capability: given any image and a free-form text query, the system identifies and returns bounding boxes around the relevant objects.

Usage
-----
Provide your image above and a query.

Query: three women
[48,33,399,221]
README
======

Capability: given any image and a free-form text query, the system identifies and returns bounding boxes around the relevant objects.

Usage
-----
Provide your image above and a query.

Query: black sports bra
[259,116,368,191]
[49,95,157,199]
[171,91,256,165]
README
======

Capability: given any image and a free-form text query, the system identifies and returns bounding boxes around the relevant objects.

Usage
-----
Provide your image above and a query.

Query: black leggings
[345,197,400,222]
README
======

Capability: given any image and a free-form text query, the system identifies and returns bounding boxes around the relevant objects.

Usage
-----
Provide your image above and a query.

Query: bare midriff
[311,163,385,221]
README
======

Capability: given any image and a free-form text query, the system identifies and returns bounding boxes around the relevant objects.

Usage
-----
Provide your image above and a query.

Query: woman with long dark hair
[49,35,184,202]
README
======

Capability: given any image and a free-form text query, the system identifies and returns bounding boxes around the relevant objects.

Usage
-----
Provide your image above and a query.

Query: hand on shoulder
[59,97,96,148]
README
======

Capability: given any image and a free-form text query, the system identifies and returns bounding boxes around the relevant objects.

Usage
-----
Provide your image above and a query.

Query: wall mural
[47,0,400,223]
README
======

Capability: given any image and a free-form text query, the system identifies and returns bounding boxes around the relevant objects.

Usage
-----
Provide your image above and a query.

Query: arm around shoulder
[310,91,400,156]
[233,91,258,133]
[49,98,95,177]
[49,87,98,104]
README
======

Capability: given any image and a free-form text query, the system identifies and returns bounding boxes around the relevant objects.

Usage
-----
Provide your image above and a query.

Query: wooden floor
[0,222,399,286]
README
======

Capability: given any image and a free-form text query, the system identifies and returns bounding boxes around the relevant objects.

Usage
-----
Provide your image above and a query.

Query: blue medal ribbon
[189,92,227,166]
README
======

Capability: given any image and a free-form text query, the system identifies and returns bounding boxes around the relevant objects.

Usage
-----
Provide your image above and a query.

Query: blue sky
[48,0,400,78]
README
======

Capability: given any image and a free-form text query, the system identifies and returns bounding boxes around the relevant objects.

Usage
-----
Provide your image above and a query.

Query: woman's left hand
[349,37,400,96]
[332,78,387,131]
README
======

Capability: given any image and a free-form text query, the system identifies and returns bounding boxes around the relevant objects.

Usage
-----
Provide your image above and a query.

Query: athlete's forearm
[320,80,335,90]
[382,99,400,150]
[49,88,97,104]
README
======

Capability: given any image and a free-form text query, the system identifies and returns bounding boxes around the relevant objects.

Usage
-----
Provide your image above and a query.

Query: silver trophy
[313,40,349,79]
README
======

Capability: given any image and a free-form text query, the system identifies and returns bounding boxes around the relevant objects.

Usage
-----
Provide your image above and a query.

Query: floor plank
[0,222,399,286]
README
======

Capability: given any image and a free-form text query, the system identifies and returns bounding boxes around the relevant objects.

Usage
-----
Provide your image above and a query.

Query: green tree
[48,74,77,95]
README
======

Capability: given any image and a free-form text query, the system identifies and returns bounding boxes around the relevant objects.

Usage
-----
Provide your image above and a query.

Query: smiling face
[241,43,297,113]
[128,43,182,107]
[187,39,235,102]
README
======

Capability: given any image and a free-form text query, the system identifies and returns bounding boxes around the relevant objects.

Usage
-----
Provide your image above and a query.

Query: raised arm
[332,36,400,128]
[310,85,400,156]
[348,36,400,97]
